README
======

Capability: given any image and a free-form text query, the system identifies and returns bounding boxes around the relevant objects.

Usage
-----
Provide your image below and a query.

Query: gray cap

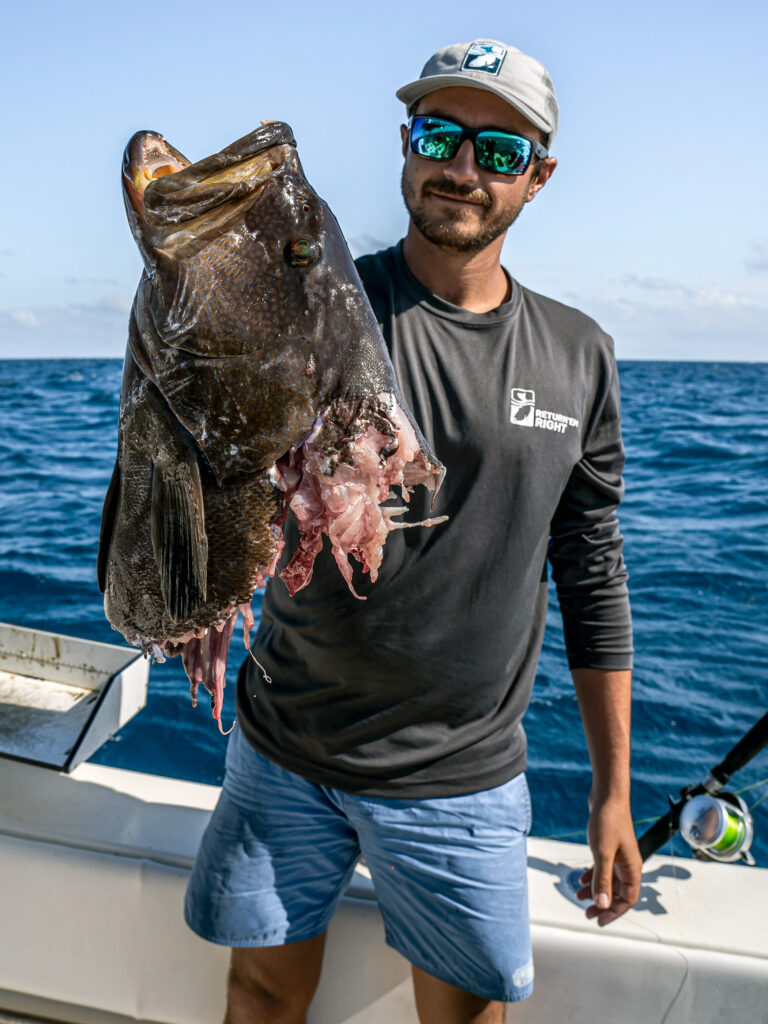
[396,40,559,150]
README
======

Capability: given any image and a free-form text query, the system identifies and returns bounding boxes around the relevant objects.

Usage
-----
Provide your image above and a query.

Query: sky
[0,0,765,361]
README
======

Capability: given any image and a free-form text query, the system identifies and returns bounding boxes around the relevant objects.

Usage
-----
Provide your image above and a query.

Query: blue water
[1,358,767,866]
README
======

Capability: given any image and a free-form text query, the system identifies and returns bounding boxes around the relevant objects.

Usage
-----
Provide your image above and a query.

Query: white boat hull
[1,757,766,1024]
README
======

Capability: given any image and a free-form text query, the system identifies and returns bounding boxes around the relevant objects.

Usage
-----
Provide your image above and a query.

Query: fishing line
[539,723,768,846]
[542,816,657,841]
[249,645,272,685]
[540,802,767,843]
[747,788,768,812]
[732,775,768,795]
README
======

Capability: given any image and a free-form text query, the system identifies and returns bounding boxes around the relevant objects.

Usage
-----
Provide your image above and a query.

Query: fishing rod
[637,709,768,864]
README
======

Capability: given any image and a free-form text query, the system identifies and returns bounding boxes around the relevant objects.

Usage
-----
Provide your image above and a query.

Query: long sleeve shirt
[235,242,632,797]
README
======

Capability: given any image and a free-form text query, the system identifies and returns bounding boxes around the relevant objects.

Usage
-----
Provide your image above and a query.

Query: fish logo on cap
[461,42,507,76]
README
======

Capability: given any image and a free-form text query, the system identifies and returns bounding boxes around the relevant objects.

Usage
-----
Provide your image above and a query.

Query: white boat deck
[0,756,766,1024]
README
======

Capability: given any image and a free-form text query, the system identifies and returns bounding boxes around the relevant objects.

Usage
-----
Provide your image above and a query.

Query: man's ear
[400,123,409,157]
[526,156,557,203]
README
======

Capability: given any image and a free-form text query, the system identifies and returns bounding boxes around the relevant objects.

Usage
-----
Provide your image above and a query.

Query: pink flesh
[171,394,442,724]
[240,601,255,648]
[181,611,238,734]
[277,402,441,598]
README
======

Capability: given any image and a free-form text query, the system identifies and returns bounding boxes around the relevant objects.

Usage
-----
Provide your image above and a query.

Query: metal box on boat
[0,621,149,772]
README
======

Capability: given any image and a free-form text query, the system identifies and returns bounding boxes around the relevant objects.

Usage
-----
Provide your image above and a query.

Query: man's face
[400,86,555,253]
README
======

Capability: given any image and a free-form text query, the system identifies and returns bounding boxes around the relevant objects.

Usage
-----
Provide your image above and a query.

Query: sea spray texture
[98,125,444,730]
[0,359,767,863]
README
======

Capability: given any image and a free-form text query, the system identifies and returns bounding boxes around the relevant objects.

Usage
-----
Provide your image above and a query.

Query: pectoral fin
[97,460,121,594]
[150,455,208,622]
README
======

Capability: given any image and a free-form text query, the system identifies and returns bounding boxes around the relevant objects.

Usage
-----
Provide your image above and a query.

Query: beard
[401,167,527,253]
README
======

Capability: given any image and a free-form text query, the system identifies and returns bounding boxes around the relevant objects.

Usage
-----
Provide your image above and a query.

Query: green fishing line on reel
[678,792,755,865]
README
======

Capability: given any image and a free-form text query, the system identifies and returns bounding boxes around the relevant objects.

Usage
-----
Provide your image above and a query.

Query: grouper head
[121,122,407,485]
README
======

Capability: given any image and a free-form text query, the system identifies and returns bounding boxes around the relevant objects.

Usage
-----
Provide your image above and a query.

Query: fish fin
[97,460,121,594]
[150,456,208,622]
[127,300,155,382]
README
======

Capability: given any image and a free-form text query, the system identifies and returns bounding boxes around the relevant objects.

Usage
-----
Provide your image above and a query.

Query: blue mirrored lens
[410,118,462,161]
[475,132,532,174]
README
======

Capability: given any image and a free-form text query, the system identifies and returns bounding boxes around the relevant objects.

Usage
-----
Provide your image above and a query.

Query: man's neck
[401,224,510,313]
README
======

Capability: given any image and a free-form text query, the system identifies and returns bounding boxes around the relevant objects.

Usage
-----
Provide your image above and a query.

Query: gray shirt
[235,243,632,797]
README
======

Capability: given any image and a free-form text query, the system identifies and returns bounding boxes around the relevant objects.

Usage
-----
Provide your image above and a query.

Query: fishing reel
[638,710,767,864]
[678,791,755,865]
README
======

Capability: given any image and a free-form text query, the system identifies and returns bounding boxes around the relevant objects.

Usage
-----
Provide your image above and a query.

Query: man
[185,39,642,1024]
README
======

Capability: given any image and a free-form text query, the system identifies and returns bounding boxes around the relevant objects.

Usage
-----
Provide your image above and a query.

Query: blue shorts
[184,726,534,1002]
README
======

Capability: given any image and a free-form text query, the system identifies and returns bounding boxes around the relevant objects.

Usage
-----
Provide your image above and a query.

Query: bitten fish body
[98,123,445,728]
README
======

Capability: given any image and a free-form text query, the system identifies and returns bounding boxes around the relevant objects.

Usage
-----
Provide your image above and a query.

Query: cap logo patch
[461,42,506,76]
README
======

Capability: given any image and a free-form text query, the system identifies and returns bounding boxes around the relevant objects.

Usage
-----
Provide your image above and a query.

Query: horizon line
[1,355,766,366]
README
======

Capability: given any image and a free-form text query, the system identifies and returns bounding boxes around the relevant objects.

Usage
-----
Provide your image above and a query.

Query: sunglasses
[408,116,548,176]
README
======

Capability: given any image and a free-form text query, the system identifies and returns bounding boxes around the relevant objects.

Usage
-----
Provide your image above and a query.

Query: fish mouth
[123,122,297,259]
[122,132,191,218]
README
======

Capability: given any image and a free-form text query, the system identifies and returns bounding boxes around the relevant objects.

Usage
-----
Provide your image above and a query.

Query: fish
[97,122,446,731]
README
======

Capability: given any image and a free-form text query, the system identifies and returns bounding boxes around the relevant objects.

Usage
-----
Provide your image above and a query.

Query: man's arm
[571,667,642,926]
[547,344,641,923]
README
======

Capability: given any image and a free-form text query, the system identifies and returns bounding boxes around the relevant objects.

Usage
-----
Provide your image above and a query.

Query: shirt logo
[510,388,535,426]
[461,43,507,76]
[510,387,580,435]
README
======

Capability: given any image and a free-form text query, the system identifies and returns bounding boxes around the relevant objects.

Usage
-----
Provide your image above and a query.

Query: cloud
[64,275,119,286]
[70,295,133,314]
[2,274,764,363]
[528,269,768,362]
[569,289,768,361]
[622,274,763,310]
[10,309,39,328]
[624,273,694,296]
[746,242,768,272]
[0,297,131,358]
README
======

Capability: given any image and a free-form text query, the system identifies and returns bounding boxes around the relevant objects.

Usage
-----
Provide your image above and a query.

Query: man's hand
[577,794,642,926]
[570,667,642,926]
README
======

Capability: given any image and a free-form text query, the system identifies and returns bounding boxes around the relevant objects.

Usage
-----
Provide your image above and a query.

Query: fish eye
[284,237,320,268]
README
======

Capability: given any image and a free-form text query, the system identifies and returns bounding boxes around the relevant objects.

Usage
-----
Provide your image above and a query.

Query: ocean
[1,358,766,866]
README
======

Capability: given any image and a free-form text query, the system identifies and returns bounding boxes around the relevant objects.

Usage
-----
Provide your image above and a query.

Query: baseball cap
[396,40,559,150]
